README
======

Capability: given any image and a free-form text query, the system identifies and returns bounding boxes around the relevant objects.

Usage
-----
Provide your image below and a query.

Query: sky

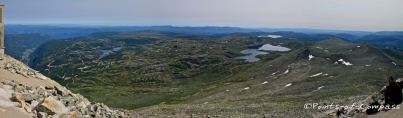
[1,0,403,31]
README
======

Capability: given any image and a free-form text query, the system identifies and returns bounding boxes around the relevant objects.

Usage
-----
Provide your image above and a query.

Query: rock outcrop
[2,78,129,118]
[0,54,49,80]
[1,54,130,117]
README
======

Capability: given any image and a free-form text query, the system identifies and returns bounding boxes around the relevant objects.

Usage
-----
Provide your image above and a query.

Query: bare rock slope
[0,54,129,118]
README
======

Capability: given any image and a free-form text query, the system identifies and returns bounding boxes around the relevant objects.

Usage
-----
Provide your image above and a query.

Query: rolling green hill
[28,31,403,117]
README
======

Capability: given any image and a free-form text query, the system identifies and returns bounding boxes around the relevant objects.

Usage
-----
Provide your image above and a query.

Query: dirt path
[297,65,311,79]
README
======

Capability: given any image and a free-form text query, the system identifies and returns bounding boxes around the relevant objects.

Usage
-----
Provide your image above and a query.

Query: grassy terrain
[132,38,403,117]
[28,31,403,117]
[29,31,272,109]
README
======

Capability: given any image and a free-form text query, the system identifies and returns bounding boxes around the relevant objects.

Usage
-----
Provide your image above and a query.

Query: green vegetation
[29,31,270,109]
[28,31,403,116]
[382,49,403,64]
[4,33,52,63]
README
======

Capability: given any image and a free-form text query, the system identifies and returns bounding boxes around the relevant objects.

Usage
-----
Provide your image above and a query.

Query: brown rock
[35,96,69,115]
[1,79,11,85]
[12,95,32,113]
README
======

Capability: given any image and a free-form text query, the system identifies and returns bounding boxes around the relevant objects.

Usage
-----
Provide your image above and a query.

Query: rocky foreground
[0,54,130,118]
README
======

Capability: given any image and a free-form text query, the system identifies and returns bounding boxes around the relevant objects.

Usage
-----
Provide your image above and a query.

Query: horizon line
[5,23,403,32]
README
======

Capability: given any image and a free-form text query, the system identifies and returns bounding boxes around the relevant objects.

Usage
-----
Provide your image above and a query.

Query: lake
[258,43,291,51]
[99,47,122,59]
[236,43,290,62]
[236,49,268,62]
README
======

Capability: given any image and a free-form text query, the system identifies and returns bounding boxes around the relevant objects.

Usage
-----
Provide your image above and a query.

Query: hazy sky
[1,0,403,31]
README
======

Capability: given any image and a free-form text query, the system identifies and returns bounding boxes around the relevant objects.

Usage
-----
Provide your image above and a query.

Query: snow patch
[392,62,397,65]
[342,61,353,66]
[366,64,371,66]
[310,72,323,77]
[336,59,353,66]
[285,83,292,87]
[244,87,250,90]
[357,46,360,48]
[317,86,325,90]
[284,70,289,74]
[309,55,314,60]
[261,81,268,85]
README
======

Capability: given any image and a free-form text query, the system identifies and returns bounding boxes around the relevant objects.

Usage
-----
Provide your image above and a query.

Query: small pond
[99,47,122,59]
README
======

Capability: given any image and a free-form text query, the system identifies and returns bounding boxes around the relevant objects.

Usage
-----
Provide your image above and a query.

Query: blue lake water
[236,49,268,62]
[236,44,290,62]
[258,44,291,51]
[99,47,122,59]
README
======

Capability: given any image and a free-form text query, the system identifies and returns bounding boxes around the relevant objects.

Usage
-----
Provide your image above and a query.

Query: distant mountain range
[6,24,402,38]
[4,25,403,66]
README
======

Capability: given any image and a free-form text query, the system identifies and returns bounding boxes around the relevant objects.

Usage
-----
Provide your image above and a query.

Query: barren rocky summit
[0,54,130,118]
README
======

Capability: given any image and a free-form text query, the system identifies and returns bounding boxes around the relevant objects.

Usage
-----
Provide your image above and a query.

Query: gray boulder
[37,112,48,118]
[12,93,38,101]
[12,84,28,93]
[34,86,48,98]
[55,85,69,96]
[51,111,79,118]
